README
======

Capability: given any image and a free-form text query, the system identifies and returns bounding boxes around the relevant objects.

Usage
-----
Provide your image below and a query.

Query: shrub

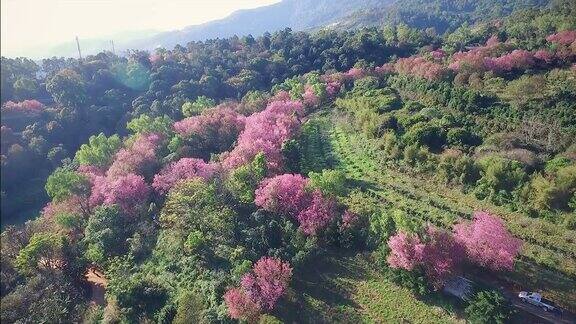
[474,156,526,203]
[308,169,348,197]
[383,267,430,296]
[447,127,480,148]
[465,290,513,324]
[437,150,479,185]
[403,122,446,150]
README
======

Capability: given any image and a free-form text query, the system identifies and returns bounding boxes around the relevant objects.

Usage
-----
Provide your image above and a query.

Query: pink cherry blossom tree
[422,226,466,289]
[254,174,310,216]
[222,100,303,172]
[41,195,86,219]
[546,30,576,46]
[223,288,261,321]
[454,211,522,272]
[302,85,320,108]
[534,49,555,65]
[106,133,162,178]
[173,108,245,154]
[224,257,292,320]
[485,49,536,73]
[325,81,342,97]
[152,158,217,194]
[89,173,151,216]
[395,56,447,81]
[345,67,367,80]
[296,190,336,235]
[340,210,360,230]
[241,257,293,310]
[387,231,425,271]
[2,100,44,114]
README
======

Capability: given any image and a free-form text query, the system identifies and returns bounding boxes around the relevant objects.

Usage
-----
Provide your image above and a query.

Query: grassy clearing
[276,252,463,324]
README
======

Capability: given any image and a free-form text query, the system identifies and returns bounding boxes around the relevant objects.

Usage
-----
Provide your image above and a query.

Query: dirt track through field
[85,268,107,306]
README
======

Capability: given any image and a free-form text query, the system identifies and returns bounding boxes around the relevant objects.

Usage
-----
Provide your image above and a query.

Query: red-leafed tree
[454,211,522,272]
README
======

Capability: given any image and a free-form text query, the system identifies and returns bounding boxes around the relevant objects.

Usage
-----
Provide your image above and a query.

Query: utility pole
[75,36,82,61]
[110,40,116,55]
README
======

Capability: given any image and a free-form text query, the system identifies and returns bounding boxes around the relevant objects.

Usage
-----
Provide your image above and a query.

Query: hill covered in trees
[1,0,575,323]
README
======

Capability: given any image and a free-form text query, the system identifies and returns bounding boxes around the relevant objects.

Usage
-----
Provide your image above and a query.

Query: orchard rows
[299,113,576,311]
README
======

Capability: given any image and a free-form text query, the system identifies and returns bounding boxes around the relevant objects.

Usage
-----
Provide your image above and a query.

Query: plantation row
[329,123,576,266]
[301,114,576,311]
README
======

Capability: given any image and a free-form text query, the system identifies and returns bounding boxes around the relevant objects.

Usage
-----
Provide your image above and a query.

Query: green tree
[160,179,236,256]
[475,156,526,202]
[45,167,90,202]
[15,233,67,275]
[173,291,206,324]
[82,205,129,266]
[46,69,87,107]
[127,114,174,136]
[281,139,301,173]
[182,96,216,117]
[13,77,39,100]
[465,291,513,324]
[225,153,267,204]
[403,122,446,150]
[74,133,122,168]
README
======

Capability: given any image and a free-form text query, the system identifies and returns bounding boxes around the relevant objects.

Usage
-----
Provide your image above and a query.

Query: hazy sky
[1,0,280,56]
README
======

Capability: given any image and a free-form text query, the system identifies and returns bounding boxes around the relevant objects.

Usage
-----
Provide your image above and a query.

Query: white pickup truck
[518,292,558,313]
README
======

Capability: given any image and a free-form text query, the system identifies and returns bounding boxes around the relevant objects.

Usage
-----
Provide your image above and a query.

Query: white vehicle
[518,292,557,312]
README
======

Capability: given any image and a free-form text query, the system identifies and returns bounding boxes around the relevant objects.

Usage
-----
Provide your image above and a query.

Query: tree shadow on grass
[347,178,379,192]
[274,251,369,323]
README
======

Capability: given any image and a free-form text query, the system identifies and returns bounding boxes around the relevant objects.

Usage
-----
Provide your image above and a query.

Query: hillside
[124,0,389,51]
[326,0,551,33]
[1,1,576,323]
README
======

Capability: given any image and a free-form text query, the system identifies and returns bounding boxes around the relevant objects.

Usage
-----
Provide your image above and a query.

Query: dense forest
[1,0,575,323]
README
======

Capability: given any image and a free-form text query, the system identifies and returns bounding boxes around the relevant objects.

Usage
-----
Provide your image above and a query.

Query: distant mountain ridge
[121,0,390,51]
[120,0,552,53]
[11,0,553,58]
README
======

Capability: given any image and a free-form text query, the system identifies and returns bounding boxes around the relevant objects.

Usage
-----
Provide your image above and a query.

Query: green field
[275,252,463,323]
[298,112,576,313]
